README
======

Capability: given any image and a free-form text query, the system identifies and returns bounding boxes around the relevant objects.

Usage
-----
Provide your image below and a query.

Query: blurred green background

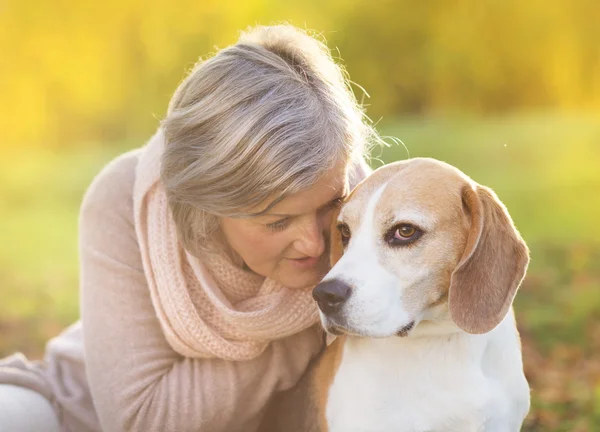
[1,1,599,430]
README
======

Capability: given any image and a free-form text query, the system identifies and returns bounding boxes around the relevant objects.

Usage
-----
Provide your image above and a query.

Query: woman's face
[220,161,348,289]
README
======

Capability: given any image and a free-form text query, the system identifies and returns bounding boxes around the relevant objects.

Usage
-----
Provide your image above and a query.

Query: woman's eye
[337,223,351,246]
[321,197,345,215]
[385,223,423,247]
[266,218,290,232]
[331,197,345,209]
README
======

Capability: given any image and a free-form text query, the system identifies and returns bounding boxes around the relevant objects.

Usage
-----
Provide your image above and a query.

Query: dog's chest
[325,337,509,432]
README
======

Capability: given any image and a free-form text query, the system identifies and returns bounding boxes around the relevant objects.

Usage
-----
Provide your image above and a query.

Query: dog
[261,157,530,432]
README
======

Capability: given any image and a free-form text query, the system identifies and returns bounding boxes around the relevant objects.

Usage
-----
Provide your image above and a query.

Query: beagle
[261,158,530,432]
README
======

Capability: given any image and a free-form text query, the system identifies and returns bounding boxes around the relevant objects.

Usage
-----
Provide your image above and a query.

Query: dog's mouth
[324,324,346,336]
[321,316,348,336]
[321,316,360,337]
[321,317,417,339]
[395,320,416,337]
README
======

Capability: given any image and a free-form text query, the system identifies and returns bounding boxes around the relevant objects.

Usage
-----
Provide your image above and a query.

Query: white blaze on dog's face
[315,158,475,338]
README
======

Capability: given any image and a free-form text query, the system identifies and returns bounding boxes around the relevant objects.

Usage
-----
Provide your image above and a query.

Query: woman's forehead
[258,161,349,217]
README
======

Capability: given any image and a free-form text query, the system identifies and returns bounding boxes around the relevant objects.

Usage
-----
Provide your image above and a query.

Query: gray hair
[161,24,378,254]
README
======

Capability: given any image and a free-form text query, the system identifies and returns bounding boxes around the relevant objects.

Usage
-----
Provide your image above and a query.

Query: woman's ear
[449,184,529,334]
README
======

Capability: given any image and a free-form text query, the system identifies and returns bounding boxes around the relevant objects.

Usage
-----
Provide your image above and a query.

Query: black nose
[312,279,352,314]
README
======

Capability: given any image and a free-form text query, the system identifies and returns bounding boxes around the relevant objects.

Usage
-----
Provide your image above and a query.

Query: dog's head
[312,158,529,338]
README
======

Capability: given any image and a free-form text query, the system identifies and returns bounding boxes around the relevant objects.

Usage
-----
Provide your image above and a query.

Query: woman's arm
[79,152,318,432]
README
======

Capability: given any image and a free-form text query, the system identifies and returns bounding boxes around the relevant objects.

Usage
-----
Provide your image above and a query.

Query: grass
[0,144,127,356]
[1,111,599,430]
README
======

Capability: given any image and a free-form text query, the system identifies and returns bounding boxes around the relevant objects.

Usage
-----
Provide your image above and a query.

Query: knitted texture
[133,130,320,361]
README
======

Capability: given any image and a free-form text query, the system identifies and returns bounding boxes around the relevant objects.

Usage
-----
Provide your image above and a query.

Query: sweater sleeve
[79,151,320,432]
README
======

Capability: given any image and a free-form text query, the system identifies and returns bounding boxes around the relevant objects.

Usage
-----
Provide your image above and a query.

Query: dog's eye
[337,223,351,246]
[385,224,423,246]
[397,226,416,238]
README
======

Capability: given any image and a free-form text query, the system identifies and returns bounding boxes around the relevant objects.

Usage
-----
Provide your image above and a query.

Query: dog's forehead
[341,158,470,224]
[339,163,397,221]
[383,159,467,204]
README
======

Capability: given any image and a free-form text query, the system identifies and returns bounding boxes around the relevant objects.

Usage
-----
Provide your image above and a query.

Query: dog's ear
[448,184,529,334]
[329,207,344,267]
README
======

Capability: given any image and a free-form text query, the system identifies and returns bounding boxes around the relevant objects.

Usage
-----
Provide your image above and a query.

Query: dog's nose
[312,279,352,314]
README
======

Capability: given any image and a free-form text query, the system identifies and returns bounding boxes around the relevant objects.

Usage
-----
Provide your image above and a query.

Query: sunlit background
[1,1,599,429]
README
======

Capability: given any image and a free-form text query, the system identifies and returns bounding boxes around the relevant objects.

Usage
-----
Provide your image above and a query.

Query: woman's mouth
[288,256,320,269]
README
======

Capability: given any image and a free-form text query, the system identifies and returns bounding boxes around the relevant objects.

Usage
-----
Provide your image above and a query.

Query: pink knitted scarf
[133,130,320,361]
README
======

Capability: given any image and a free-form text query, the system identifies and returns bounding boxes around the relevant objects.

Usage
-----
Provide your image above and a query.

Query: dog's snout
[312,279,352,314]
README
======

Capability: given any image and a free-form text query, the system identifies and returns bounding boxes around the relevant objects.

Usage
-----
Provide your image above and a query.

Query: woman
[0,24,377,432]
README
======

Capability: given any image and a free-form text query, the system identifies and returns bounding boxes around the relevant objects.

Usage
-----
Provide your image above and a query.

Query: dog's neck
[405,302,464,339]
[341,319,492,373]
[340,306,514,363]
[340,304,490,355]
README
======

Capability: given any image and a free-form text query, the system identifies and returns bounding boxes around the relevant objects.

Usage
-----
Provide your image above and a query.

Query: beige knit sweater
[0,146,369,432]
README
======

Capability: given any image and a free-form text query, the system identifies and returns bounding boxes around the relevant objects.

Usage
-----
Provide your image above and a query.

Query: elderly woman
[0,24,376,432]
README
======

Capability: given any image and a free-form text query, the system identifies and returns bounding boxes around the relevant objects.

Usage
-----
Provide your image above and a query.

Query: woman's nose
[294,219,326,257]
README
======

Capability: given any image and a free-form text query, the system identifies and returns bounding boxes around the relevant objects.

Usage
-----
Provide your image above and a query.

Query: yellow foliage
[0,0,598,147]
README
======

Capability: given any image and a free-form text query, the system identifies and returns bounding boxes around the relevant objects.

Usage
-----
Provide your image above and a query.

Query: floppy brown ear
[449,184,529,334]
[329,208,344,267]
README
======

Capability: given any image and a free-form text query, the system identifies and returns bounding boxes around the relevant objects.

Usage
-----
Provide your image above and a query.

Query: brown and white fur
[261,157,530,432]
